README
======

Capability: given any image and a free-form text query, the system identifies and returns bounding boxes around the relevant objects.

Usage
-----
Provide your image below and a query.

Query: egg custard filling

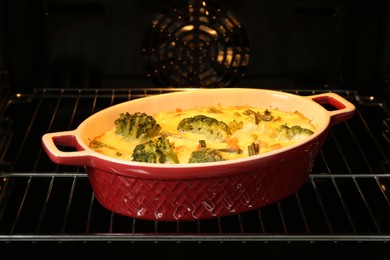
[89,105,317,164]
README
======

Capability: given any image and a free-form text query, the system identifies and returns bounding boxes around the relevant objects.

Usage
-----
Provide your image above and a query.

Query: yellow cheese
[89,105,316,163]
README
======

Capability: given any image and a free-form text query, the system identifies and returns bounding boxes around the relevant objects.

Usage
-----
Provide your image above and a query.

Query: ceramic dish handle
[42,131,92,166]
[306,92,356,126]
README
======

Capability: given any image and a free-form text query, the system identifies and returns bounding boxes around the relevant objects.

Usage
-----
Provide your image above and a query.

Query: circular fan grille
[142,0,250,87]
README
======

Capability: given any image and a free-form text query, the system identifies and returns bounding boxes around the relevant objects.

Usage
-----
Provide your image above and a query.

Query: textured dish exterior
[87,133,326,221]
[42,88,355,221]
[82,126,325,220]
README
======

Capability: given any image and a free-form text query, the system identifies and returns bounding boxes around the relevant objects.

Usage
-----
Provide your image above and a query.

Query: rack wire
[0,88,389,242]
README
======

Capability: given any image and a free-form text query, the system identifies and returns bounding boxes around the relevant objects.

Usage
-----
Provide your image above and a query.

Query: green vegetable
[188,147,225,163]
[131,136,179,164]
[228,120,244,134]
[177,115,231,142]
[114,112,161,141]
[243,109,274,124]
[278,124,314,140]
[248,142,260,156]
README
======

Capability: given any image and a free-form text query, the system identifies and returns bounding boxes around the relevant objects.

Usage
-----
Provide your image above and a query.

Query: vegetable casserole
[89,105,316,164]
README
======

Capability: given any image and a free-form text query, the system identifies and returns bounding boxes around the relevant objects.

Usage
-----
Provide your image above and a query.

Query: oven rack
[0,88,390,242]
[1,173,390,242]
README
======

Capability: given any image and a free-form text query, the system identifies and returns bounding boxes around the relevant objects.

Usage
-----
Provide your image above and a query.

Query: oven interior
[1,0,390,257]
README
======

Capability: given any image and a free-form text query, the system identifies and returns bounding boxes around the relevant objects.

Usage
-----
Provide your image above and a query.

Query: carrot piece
[269,143,282,150]
[225,137,241,149]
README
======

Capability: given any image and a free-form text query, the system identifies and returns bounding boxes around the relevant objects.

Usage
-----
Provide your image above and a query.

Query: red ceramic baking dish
[41,88,355,221]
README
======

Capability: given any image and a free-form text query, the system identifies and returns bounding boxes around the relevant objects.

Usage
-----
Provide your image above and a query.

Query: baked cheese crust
[89,105,316,163]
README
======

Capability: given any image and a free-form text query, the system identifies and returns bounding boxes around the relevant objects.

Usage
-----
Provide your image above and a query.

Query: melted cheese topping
[89,105,316,163]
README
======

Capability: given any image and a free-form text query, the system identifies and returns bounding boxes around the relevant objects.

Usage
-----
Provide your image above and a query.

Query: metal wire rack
[0,88,389,242]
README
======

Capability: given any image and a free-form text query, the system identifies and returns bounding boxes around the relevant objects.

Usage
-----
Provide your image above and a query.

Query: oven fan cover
[142,0,250,88]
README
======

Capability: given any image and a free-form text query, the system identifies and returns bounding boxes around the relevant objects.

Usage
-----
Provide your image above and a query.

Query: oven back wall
[1,0,389,97]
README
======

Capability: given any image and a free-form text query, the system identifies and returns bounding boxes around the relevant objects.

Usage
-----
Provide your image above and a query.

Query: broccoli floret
[114,112,161,141]
[177,115,231,141]
[228,120,243,134]
[131,136,179,164]
[278,124,314,140]
[188,147,225,163]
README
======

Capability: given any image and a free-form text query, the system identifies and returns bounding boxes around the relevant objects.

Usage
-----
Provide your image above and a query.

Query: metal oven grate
[0,88,389,242]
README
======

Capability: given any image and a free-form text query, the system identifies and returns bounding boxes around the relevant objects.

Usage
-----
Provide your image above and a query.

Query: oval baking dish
[41,88,355,221]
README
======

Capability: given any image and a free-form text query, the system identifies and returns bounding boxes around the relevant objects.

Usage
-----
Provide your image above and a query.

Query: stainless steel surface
[0,88,389,242]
